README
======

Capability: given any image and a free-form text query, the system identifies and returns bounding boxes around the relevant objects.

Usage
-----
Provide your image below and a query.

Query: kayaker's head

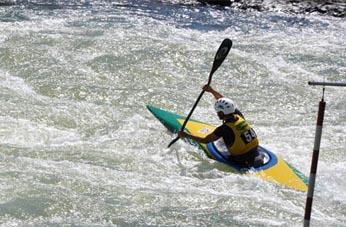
[214,98,235,120]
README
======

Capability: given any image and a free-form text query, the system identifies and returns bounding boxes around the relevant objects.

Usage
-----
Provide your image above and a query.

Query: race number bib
[241,128,257,144]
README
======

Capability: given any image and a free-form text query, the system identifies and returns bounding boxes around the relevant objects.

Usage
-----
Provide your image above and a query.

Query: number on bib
[241,128,257,144]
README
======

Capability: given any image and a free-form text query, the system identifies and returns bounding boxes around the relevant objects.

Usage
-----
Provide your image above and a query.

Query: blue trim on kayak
[207,143,278,172]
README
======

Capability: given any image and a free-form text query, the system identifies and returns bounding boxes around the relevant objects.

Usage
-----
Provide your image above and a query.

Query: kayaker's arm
[203,85,223,100]
[178,131,219,144]
[203,85,246,119]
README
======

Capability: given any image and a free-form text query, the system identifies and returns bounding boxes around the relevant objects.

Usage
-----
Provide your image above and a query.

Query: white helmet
[214,98,235,115]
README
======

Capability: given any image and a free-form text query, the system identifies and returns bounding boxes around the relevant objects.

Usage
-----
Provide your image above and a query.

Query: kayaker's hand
[178,131,188,138]
[202,84,213,93]
[203,84,223,99]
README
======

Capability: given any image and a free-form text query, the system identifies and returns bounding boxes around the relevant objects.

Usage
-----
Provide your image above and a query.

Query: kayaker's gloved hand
[178,131,188,138]
[203,84,223,100]
[202,84,213,93]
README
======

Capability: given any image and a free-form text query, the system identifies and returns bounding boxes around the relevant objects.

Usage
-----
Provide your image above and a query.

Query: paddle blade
[209,38,232,80]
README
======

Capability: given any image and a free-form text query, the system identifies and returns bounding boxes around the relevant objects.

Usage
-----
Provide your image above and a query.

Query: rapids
[0,1,345,226]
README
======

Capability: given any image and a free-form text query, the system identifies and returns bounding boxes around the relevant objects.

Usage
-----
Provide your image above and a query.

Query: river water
[0,1,345,226]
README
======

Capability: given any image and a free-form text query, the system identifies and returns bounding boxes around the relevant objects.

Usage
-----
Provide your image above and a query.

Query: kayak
[147,105,308,192]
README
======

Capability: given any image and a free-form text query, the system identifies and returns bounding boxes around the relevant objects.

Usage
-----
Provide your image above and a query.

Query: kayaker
[178,84,263,168]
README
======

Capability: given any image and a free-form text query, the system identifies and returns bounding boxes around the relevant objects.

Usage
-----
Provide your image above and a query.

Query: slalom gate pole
[303,89,325,227]
[304,81,346,227]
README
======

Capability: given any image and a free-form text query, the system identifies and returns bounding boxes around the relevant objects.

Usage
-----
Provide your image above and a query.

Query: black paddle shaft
[168,38,232,148]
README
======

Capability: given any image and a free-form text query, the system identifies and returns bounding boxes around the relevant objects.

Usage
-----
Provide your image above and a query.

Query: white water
[0,1,345,226]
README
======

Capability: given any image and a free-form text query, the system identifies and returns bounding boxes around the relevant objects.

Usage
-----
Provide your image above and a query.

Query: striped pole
[304,86,326,227]
[304,97,325,227]
[304,81,345,226]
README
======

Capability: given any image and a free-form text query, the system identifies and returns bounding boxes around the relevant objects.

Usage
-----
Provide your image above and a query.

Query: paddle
[168,38,233,148]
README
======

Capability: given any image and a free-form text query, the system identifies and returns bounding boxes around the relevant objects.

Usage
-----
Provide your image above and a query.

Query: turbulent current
[0,1,345,226]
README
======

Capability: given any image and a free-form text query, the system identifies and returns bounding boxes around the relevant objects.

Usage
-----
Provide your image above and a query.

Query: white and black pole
[304,87,325,227]
[304,81,346,227]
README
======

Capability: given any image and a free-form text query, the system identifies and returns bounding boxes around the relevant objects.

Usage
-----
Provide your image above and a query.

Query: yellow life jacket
[224,115,259,156]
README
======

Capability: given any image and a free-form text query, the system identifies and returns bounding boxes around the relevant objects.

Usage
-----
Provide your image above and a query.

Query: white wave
[0,116,81,148]
[0,71,37,97]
